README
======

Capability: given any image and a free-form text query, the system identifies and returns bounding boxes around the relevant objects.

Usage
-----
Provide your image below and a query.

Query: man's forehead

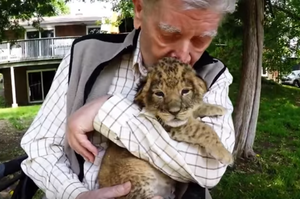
[154,6,221,38]
[158,22,217,37]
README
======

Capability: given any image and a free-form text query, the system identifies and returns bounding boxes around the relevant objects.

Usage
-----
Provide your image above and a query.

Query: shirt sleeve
[20,53,89,199]
[93,66,235,188]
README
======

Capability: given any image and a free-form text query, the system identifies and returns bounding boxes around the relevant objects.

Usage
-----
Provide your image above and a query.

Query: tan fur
[98,57,233,198]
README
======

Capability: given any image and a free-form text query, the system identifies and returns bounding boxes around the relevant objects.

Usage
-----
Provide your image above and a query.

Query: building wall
[4,30,25,41]
[0,64,59,107]
[0,68,11,107]
[55,25,87,37]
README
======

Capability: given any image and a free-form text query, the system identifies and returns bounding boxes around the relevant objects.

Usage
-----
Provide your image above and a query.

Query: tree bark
[233,0,264,159]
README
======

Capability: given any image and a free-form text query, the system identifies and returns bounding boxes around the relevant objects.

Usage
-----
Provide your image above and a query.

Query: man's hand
[67,95,111,163]
[76,182,163,199]
[76,182,131,199]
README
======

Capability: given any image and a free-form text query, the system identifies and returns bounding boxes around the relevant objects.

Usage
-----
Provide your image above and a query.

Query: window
[26,29,55,58]
[41,30,54,38]
[26,29,54,39]
[26,31,39,39]
[27,69,56,103]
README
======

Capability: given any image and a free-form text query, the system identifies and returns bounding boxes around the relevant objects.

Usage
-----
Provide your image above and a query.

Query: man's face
[133,0,222,67]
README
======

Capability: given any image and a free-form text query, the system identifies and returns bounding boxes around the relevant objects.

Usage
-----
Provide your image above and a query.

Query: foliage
[212,80,300,199]
[207,3,244,79]
[208,0,300,78]
[263,0,300,77]
[104,0,134,26]
[0,0,69,42]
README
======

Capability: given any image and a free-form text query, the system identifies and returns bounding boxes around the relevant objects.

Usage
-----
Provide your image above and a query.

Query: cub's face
[134,57,207,127]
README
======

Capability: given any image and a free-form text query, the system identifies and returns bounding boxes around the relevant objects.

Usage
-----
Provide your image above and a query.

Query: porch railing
[0,36,79,63]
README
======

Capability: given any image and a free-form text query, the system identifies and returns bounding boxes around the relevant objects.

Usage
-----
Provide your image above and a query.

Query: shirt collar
[132,32,148,78]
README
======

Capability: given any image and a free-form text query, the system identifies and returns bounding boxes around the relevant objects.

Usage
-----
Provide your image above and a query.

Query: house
[0,1,119,107]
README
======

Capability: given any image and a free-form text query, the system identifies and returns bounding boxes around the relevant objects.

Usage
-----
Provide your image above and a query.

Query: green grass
[211,79,300,199]
[0,105,41,130]
[0,104,42,199]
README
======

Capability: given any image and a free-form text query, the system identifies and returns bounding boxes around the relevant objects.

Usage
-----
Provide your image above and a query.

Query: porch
[0,37,78,107]
[0,36,77,64]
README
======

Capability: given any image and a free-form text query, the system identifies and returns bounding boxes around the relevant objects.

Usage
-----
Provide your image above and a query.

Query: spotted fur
[98,57,233,199]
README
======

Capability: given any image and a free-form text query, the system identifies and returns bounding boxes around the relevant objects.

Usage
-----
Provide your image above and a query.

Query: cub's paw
[209,147,234,165]
[211,105,227,116]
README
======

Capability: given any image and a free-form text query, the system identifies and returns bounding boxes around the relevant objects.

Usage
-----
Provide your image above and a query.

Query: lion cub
[98,57,234,199]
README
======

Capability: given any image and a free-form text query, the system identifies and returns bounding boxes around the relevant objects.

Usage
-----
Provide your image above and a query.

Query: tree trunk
[233,0,264,159]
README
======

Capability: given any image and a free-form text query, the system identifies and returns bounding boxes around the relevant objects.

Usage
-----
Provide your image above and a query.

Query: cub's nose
[168,107,180,115]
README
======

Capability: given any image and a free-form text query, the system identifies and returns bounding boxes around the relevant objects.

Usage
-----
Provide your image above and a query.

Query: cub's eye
[154,91,165,97]
[181,89,190,95]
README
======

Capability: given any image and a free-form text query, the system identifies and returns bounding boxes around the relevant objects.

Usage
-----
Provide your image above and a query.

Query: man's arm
[93,67,235,188]
[20,53,89,199]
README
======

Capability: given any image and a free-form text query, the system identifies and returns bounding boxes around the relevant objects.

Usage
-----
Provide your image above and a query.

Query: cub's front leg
[193,103,226,118]
[169,118,233,165]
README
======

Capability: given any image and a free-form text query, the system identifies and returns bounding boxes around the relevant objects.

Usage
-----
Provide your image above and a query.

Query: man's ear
[132,0,143,29]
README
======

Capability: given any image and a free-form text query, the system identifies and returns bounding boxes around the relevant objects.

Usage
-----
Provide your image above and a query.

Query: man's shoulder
[69,30,139,54]
[67,33,130,73]
[72,33,128,47]
[68,32,136,63]
[194,52,229,89]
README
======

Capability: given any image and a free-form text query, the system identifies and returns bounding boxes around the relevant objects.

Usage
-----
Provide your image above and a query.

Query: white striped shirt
[20,35,235,199]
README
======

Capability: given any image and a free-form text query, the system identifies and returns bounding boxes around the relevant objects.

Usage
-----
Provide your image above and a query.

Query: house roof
[19,15,104,28]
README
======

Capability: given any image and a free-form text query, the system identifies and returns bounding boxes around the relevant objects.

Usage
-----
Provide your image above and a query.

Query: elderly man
[20,0,236,199]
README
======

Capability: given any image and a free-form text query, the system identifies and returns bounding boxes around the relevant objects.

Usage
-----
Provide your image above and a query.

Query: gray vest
[64,28,227,180]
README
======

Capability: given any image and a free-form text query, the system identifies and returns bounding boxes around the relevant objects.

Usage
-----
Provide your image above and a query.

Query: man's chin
[164,119,188,128]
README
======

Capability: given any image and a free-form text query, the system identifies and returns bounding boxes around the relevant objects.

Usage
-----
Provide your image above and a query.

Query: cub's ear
[134,75,151,108]
[193,74,208,96]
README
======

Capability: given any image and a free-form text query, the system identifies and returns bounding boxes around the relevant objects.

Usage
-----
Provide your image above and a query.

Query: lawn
[211,79,300,199]
[0,105,41,130]
[0,105,41,162]
[0,78,299,199]
[0,103,41,199]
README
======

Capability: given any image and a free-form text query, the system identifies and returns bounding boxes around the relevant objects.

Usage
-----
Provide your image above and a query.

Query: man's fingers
[99,181,131,198]
[80,147,95,163]
[80,139,98,157]
[71,138,95,162]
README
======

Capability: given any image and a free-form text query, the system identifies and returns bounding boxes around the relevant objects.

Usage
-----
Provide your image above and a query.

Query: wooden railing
[0,36,79,63]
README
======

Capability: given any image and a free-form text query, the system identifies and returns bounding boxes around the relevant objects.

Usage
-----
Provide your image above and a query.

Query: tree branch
[264,23,300,44]
[273,4,300,21]
[265,0,275,18]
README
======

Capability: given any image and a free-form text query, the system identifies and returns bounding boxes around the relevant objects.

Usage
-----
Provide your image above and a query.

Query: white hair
[181,0,237,14]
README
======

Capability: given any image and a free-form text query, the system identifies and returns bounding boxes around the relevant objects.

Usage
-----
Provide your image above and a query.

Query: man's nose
[170,42,191,64]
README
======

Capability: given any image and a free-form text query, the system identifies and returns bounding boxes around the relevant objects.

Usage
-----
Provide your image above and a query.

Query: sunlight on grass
[0,105,41,130]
